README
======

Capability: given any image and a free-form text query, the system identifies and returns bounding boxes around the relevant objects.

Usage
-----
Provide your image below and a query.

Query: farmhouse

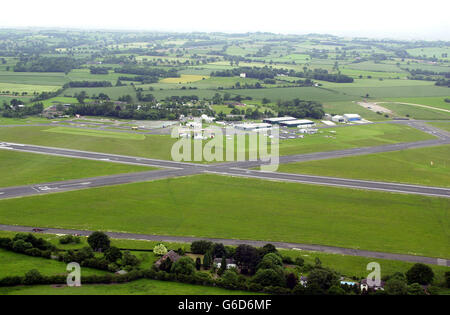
[343,114,361,122]
[263,117,297,125]
[154,250,181,268]
[280,119,315,128]
[360,279,385,292]
[214,258,237,269]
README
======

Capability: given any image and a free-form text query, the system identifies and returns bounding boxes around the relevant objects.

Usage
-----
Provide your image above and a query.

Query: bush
[307,268,339,292]
[121,251,139,267]
[12,239,33,253]
[263,286,292,295]
[0,237,12,249]
[193,272,213,286]
[0,276,23,287]
[59,235,81,245]
[105,246,123,263]
[257,253,283,270]
[282,256,294,264]
[445,271,450,288]
[171,257,196,275]
[153,244,168,256]
[247,283,263,292]
[252,269,285,288]
[218,270,240,290]
[328,285,346,295]
[191,240,213,254]
[87,231,110,252]
[294,257,305,267]
[385,278,408,295]
[23,269,44,285]
[405,263,434,285]
[24,248,42,257]
[407,283,426,295]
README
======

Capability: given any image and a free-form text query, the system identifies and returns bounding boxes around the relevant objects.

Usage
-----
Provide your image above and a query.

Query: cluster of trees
[118,75,159,84]
[277,99,325,119]
[1,101,43,118]
[89,67,110,74]
[57,232,140,273]
[211,66,281,80]
[65,98,212,121]
[211,66,353,83]
[435,79,450,87]
[64,81,113,88]
[0,233,55,259]
[14,57,82,73]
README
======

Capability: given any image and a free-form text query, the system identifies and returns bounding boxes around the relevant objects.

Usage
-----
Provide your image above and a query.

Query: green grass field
[0,149,154,187]
[0,248,107,278]
[0,278,257,295]
[0,126,177,160]
[45,127,146,140]
[0,174,448,258]
[428,122,450,132]
[279,123,435,156]
[380,102,450,120]
[384,97,450,111]
[277,145,450,187]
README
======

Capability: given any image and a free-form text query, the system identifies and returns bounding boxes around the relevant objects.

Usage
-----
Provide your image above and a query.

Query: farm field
[0,248,107,278]
[160,74,209,83]
[0,174,448,258]
[0,82,59,94]
[0,278,258,295]
[0,149,154,187]
[277,145,450,187]
[0,71,67,86]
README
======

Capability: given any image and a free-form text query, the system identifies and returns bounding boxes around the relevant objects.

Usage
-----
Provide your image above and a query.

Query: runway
[0,138,449,199]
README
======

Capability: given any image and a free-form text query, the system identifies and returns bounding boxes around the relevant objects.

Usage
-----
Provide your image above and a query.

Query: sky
[1,0,449,40]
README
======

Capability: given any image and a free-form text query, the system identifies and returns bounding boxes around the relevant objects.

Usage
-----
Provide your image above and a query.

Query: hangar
[263,117,297,125]
[344,114,361,122]
[280,119,315,128]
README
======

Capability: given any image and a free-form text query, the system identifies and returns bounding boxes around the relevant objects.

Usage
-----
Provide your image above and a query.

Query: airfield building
[263,117,297,125]
[343,114,361,122]
[332,115,345,123]
[234,123,272,131]
[280,119,315,128]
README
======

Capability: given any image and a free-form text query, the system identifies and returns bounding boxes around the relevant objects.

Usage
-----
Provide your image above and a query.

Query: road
[0,224,447,266]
